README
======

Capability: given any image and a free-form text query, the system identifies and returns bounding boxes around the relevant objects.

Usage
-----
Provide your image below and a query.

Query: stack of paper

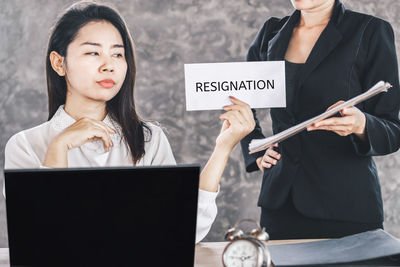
[249,81,392,154]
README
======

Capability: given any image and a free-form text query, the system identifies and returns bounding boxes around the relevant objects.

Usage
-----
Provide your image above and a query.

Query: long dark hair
[46,1,150,164]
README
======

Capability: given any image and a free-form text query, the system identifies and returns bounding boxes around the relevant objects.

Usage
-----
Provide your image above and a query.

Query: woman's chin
[93,90,120,102]
[87,93,118,103]
[292,4,313,11]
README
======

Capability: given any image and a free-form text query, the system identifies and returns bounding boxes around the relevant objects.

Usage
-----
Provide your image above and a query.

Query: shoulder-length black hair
[46,1,150,164]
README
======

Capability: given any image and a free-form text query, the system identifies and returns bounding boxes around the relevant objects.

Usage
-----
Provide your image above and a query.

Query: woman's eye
[113,53,123,58]
[85,52,99,56]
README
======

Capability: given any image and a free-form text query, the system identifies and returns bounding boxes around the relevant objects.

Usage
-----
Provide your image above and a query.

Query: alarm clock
[222,219,271,267]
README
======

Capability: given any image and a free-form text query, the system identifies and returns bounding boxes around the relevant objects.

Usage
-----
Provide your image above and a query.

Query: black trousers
[260,192,383,240]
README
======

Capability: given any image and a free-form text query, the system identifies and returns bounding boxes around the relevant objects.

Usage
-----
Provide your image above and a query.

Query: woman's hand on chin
[57,117,116,151]
[216,96,255,151]
[43,117,116,168]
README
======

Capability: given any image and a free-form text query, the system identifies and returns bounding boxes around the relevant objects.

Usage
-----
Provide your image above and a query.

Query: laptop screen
[4,165,199,267]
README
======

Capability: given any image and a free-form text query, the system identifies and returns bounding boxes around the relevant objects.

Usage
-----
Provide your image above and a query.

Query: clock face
[223,239,259,267]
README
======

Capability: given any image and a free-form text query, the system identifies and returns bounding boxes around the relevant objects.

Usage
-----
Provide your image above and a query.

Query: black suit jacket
[240,0,400,223]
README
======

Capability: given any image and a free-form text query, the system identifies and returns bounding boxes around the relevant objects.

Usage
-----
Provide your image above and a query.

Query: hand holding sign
[185,61,286,110]
[216,96,255,150]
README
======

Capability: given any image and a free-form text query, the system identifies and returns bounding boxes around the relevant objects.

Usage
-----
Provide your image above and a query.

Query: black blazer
[240,0,400,224]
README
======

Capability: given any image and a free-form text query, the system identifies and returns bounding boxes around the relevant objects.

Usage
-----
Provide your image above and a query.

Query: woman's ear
[49,51,66,76]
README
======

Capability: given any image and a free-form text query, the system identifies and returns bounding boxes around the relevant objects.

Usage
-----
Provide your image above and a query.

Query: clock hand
[228,256,243,259]
[243,255,255,261]
[240,255,249,262]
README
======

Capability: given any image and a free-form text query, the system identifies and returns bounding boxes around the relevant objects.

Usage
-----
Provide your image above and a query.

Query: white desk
[194,240,320,267]
[0,249,8,267]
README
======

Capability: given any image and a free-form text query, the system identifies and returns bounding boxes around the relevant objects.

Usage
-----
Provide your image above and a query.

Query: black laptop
[4,165,200,267]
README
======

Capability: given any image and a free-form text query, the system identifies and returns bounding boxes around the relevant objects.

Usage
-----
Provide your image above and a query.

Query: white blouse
[4,105,218,243]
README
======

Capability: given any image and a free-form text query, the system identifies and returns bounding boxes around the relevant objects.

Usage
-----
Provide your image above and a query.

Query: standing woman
[4,2,256,243]
[241,0,400,239]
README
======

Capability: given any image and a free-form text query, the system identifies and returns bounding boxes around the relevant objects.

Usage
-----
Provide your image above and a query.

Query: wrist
[214,142,233,156]
[354,131,367,142]
[354,113,367,141]
[44,136,69,168]
[355,113,366,135]
[52,134,70,151]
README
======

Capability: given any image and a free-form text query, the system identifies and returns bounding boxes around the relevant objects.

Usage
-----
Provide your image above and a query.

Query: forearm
[240,109,265,172]
[199,143,232,192]
[43,138,69,168]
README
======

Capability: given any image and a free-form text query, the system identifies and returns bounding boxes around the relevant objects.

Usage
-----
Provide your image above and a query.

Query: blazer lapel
[297,22,343,89]
[267,10,300,61]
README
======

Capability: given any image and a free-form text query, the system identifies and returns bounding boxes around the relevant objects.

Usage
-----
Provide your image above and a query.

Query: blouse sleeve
[4,132,42,169]
[195,187,219,243]
[351,18,400,156]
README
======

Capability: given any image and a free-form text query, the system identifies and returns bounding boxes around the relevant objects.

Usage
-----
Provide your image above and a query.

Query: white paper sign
[184,61,286,111]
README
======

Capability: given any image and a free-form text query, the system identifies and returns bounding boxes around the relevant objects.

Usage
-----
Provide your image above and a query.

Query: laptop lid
[4,165,199,267]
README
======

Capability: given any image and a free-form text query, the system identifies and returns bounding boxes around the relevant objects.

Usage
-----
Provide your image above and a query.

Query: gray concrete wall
[0,0,399,247]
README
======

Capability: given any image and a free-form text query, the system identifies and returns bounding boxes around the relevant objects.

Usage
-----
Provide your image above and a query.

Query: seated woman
[4,2,255,243]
